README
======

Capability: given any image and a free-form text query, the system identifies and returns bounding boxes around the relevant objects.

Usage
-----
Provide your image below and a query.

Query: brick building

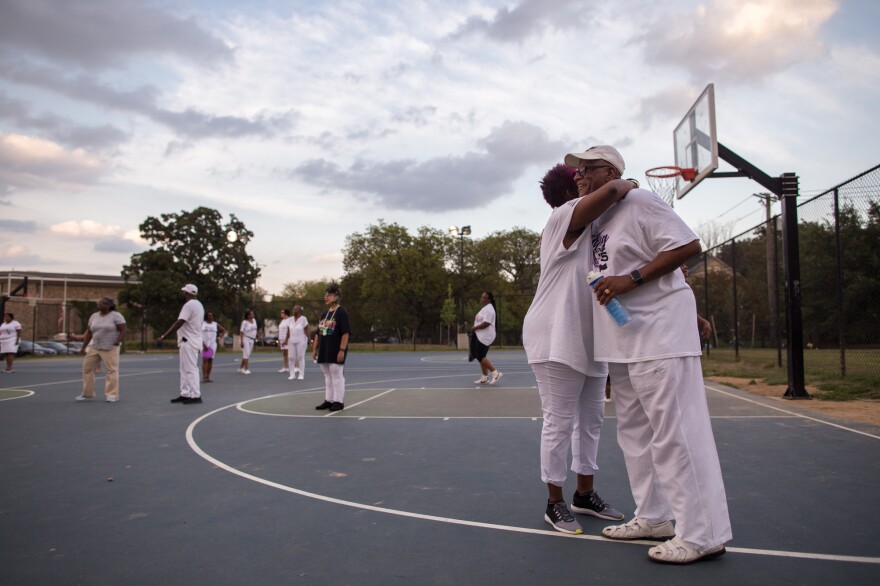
[1,271,133,343]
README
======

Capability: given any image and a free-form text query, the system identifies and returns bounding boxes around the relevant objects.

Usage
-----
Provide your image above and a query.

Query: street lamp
[448,225,471,340]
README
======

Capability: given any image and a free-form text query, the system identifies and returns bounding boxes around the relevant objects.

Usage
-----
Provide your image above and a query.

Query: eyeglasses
[575,164,612,176]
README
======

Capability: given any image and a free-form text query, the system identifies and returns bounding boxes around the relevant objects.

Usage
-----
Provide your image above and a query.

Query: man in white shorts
[567,145,732,565]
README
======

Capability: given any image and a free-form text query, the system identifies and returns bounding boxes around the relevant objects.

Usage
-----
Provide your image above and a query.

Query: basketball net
[645,166,696,207]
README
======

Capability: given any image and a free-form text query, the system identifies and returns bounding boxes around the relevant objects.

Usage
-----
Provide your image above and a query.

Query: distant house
[685,256,735,279]
[0,271,131,342]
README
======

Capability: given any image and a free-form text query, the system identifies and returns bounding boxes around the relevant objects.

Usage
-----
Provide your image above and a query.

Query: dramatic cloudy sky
[1,0,878,294]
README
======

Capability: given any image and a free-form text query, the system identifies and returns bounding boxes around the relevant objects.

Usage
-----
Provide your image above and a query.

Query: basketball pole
[709,144,810,399]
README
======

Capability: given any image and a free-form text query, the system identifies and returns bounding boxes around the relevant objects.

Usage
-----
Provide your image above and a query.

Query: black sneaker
[544,501,583,534]
[315,400,332,410]
[183,397,203,404]
[329,402,344,412]
[170,396,187,403]
[571,490,624,521]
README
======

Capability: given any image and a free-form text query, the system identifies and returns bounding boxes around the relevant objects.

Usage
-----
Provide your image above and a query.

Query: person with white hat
[159,284,205,404]
[568,145,732,564]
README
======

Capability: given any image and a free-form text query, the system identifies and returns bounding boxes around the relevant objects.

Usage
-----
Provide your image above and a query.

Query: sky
[1,0,878,295]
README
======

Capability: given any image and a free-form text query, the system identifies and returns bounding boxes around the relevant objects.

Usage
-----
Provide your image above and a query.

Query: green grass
[702,347,880,401]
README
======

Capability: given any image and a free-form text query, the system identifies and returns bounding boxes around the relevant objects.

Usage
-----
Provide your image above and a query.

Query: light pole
[448,225,471,340]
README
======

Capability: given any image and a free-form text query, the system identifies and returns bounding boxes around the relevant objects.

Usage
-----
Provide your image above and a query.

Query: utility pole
[753,193,779,360]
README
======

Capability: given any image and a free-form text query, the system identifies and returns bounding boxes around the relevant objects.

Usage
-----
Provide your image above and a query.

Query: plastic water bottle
[587,271,633,327]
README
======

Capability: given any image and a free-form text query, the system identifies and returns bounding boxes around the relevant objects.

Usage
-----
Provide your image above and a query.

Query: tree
[119,207,260,336]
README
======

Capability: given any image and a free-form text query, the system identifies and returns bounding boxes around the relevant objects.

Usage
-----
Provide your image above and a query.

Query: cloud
[640,0,840,83]
[282,120,566,211]
[451,0,592,43]
[0,91,129,150]
[635,84,702,129]
[0,133,110,193]
[50,220,121,238]
[0,0,233,69]
[94,237,144,254]
[0,61,298,141]
[0,219,37,233]
[0,244,42,265]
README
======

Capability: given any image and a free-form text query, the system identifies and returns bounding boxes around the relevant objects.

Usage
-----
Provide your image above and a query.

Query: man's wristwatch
[630,269,644,287]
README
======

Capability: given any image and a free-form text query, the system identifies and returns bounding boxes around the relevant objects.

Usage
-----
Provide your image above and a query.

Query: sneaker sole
[544,514,583,535]
[570,504,625,521]
[650,546,726,565]
[602,531,674,542]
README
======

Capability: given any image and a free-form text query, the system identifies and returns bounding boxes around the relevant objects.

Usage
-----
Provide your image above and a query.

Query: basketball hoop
[645,166,697,207]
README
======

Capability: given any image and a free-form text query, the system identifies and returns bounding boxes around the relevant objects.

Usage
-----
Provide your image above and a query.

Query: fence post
[833,187,846,378]
[732,238,739,360]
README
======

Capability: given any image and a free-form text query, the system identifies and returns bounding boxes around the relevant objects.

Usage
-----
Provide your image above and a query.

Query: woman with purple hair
[522,163,637,534]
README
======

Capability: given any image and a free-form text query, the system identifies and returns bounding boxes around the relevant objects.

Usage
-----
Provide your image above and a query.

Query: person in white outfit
[239,310,258,374]
[159,284,205,404]
[0,312,22,373]
[286,305,310,380]
[569,144,732,565]
[201,311,226,383]
[470,292,502,385]
[523,163,635,534]
[277,308,291,372]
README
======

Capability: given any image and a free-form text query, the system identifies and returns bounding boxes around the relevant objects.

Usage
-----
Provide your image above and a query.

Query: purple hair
[540,164,578,208]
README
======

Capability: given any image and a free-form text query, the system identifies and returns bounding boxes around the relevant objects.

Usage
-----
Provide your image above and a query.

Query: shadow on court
[1,350,878,584]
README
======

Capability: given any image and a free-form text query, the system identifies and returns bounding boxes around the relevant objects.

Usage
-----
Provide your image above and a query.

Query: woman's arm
[568,178,636,234]
[593,240,702,304]
[337,333,349,363]
[115,323,126,346]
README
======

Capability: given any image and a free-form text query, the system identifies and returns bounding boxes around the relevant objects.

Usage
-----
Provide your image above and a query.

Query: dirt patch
[707,376,880,428]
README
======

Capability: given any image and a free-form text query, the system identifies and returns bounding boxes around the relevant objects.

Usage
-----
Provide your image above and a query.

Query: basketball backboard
[673,83,718,200]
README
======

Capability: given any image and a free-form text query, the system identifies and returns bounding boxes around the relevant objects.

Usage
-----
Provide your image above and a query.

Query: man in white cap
[565,145,732,564]
[158,284,205,404]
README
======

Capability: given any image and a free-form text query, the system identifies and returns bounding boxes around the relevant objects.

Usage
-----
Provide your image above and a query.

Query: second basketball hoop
[645,166,697,206]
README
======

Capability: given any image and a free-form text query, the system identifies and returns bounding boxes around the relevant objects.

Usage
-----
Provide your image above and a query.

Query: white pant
[242,338,254,359]
[179,345,201,398]
[610,356,732,549]
[289,340,308,372]
[319,363,345,403]
[532,361,606,486]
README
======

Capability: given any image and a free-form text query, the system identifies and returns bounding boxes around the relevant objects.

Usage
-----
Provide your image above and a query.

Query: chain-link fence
[688,163,880,377]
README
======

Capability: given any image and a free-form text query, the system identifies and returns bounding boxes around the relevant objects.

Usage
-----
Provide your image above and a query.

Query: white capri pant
[532,361,607,487]
[241,338,254,359]
[289,340,308,371]
[610,356,732,549]
[319,363,345,403]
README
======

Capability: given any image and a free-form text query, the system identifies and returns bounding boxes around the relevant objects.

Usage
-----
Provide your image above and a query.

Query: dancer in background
[239,310,258,375]
[286,305,310,380]
[201,311,226,383]
[278,308,291,373]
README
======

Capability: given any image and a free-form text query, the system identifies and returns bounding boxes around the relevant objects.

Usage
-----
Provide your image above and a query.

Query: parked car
[222,335,233,348]
[262,336,278,347]
[38,340,80,355]
[372,335,401,344]
[16,340,57,357]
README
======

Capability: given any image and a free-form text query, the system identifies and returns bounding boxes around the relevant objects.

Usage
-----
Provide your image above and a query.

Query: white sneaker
[474,376,488,384]
[105,396,118,403]
[298,374,304,380]
[75,395,93,401]
[288,375,295,380]
[278,368,289,373]
[244,369,252,375]
[602,517,675,541]
[238,368,244,374]
[648,536,726,565]
[489,371,503,385]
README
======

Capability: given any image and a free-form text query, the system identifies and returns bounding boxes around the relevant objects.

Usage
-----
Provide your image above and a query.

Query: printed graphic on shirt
[319,318,336,336]
[591,228,609,272]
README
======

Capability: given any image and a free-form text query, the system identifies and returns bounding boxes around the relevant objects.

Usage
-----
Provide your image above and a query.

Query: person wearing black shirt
[312,284,350,412]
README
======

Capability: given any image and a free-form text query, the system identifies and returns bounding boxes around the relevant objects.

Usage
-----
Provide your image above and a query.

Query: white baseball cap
[181,284,198,295]
[564,145,625,174]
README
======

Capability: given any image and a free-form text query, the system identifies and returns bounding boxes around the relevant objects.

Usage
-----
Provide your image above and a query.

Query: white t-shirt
[590,189,702,363]
[240,320,258,342]
[88,311,126,350]
[202,321,219,350]
[474,303,496,346]
[0,320,22,353]
[176,299,204,349]
[523,198,607,377]
[279,318,290,342]
[289,316,309,344]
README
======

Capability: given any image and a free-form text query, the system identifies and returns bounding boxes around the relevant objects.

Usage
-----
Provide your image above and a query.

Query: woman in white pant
[286,305,310,380]
[277,308,291,373]
[239,310,258,375]
[312,284,349,412]
[522,161,636,535]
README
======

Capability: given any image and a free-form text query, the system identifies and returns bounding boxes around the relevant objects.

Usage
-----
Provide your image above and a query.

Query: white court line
[325,388,397,417]
[0,389,34,401]
[185,372,880,566]
[0,369,168,392]
[706,383,880,440]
